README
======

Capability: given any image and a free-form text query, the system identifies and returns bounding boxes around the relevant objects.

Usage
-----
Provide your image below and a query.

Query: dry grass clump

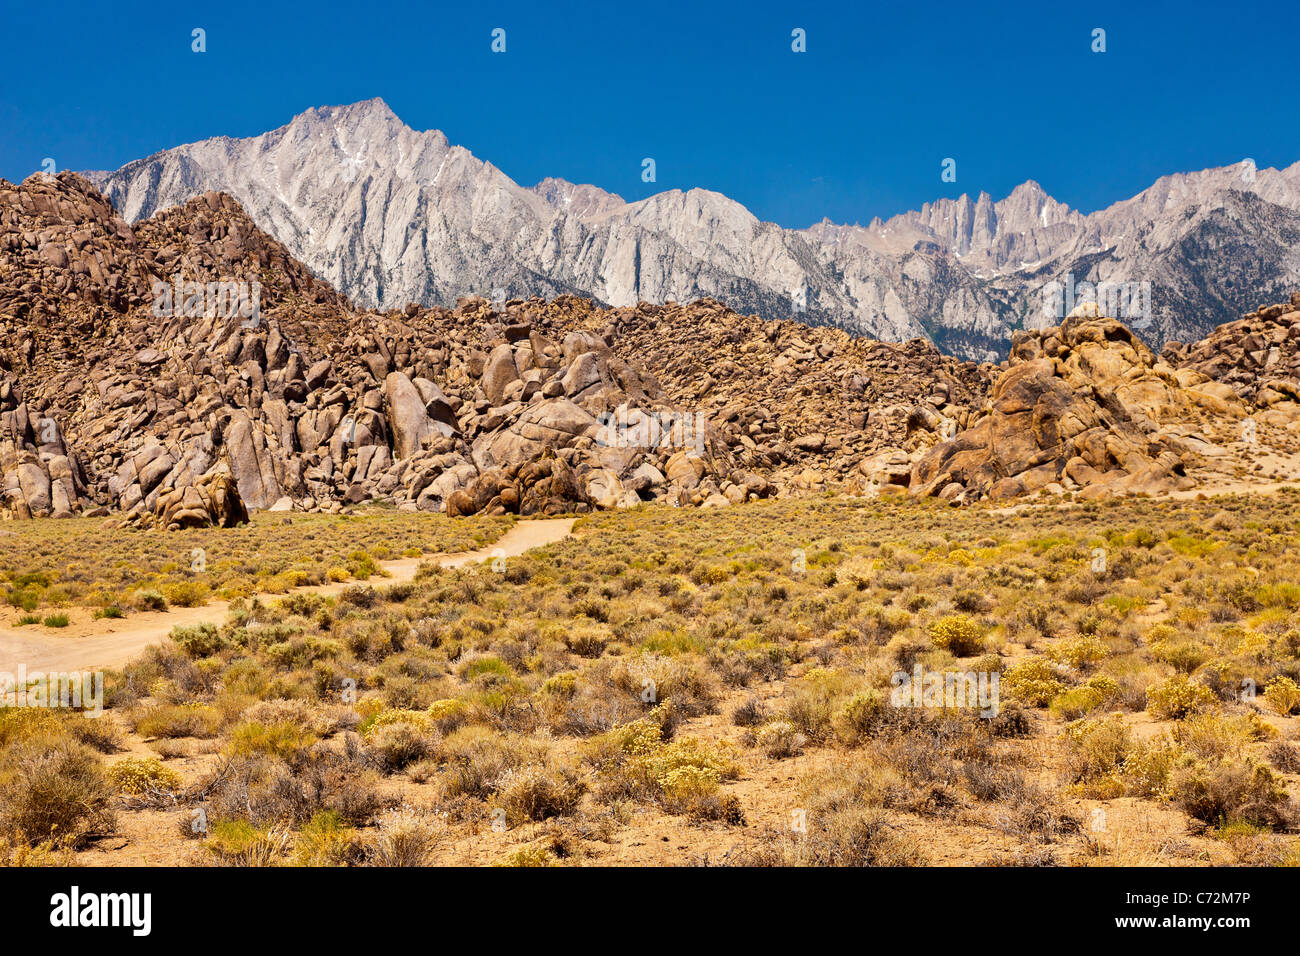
[202,819,292,866]
[434,726,546,802]
[586,707,743,822]
[496,764,587,824]
[0,728,116,848]
[292,810,364,866]
[1001,657,1065,707]
[363,807,445,866]
[742,759,929,866]
[1146,674,1217,719]
[1264,676,1300,715]
[134,703,225,739]
[752,720,807,759]
[1170,758,1293,829]
[783,668,871,743]
[197,736,394,832]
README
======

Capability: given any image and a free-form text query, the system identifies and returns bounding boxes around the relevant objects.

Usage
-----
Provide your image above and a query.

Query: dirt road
[0,517,576,675]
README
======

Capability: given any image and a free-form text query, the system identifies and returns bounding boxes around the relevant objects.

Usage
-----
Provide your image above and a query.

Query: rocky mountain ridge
[3,173,1299,525]
[86,99,1300,360]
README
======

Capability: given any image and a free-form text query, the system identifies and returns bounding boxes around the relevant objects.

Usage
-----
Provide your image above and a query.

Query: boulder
[128,469,249,531]
[384,371,437,459]
[472,399,600,471]
[482,344,521,406]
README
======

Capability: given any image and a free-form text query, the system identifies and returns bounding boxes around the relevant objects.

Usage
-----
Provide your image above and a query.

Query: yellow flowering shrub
[108,757,182,794]
[1048,636,1109,670]
[1263,676,1300,716]
[927,614,984,655]
[1002,656,1065,706]
[1146,674,1216,720]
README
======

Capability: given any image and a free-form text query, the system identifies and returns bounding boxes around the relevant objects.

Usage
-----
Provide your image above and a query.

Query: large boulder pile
[906,309,1204,501]
[0,174,742,523]
[341,312,740,515]
[531,295,995,491]
[1166,292,1300,415]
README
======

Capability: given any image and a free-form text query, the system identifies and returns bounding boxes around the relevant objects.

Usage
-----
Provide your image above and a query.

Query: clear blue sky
[2,0,1297,228]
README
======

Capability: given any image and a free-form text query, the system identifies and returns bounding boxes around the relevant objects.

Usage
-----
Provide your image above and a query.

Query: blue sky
[2,0,1297,228]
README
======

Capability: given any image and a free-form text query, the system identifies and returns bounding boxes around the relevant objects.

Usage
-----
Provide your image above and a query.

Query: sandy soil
[0,518,575,675]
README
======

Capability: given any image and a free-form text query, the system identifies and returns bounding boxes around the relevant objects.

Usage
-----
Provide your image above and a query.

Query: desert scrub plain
[4,492,1300,866]
[0,509,511,623]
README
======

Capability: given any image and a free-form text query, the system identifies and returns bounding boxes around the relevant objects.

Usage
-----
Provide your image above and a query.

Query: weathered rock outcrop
[908,310,1206,501]
[125,469,249,531]
[1167,293,1300,405]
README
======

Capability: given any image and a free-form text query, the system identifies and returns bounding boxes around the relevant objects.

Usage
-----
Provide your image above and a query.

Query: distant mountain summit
[87,99,1300,359]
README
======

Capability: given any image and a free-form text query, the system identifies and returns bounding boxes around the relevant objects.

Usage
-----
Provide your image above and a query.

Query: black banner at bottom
[0,865,1276,943]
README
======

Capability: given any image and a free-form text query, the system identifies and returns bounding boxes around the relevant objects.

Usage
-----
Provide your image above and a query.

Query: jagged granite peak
[81,101,1008,355]
[87,101,1300,359]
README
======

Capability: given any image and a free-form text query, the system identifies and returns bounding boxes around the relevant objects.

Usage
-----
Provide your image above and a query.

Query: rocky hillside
[0,174,741,523]
[893,297,1300,503]
[1165,297,1300,405]
[513,295,994,488]
[3,173,1299,525]
[88,99,1300,359]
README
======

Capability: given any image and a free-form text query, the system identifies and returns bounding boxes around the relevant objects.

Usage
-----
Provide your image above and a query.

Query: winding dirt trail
[0,517,576,675]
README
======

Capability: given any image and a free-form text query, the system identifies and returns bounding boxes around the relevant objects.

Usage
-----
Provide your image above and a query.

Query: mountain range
[85,98,1300,359]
